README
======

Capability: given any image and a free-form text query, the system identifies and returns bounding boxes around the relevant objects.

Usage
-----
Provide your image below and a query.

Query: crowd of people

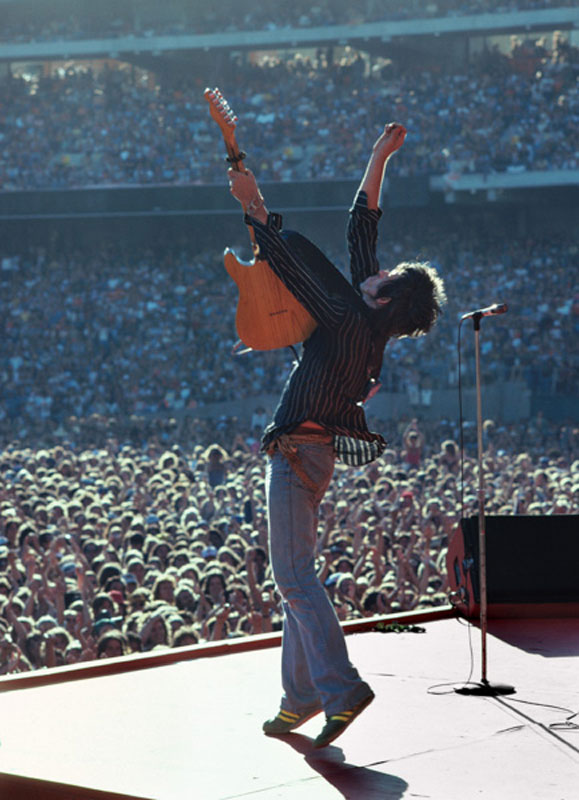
[1,209,577,677]
[0,413,577,675]
[0,3,576,677]
[1,223,577,448]
[0,29,577,190]
[0,0,575,44]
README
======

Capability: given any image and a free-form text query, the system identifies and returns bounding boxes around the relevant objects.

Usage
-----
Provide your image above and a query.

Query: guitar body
[224,248,317,350]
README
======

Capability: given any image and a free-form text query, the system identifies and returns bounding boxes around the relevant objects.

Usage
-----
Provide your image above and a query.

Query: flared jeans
[266,439,372,716]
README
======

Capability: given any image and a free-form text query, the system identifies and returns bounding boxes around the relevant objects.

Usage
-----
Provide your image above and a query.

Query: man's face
[360,269,397,309]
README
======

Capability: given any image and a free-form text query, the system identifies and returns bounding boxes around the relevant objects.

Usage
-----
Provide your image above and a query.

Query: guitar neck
[204,88,258,246]
[224,135,245,175]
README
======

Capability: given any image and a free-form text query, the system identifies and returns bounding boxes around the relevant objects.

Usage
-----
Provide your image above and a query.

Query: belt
[266,427,333,493]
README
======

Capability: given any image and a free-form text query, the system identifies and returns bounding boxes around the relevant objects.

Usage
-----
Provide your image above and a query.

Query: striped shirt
[248,191,388,466]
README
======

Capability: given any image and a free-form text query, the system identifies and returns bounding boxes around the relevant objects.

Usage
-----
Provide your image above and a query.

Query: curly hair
[376,261,447,338]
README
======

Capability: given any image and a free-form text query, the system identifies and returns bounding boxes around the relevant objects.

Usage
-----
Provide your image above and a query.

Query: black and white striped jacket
[248,191,388,466]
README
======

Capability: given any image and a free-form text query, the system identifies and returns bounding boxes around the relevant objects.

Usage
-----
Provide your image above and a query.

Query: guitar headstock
[204,87,238,147]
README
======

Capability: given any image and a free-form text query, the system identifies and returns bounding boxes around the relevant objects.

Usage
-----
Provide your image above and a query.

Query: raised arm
[348,123,407,290]
[357,123,407,211]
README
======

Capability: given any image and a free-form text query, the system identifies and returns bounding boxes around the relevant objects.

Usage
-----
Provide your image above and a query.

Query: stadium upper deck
[0,1,577,200]
[0,0,577,58]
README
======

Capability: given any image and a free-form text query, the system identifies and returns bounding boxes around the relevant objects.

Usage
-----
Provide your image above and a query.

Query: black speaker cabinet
[447,515,579,618]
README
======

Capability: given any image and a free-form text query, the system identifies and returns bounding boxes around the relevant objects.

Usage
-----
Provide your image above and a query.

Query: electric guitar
[204,87,317,351]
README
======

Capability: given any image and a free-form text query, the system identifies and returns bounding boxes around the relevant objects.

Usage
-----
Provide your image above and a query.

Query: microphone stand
[455,313,515,697]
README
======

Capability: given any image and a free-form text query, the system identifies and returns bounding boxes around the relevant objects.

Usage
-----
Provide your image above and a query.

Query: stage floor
[1,616,578,799]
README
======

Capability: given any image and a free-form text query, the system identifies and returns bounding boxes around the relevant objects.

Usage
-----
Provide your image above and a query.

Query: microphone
[461,303,508,321]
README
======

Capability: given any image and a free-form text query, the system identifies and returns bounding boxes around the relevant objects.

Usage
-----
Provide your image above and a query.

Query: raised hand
[372,122,407,160]
[227,168,266,220]
[358,122,408,210]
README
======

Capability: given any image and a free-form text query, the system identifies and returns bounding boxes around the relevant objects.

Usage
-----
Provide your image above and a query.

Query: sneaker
[313,691,375,748]
[263,707,322,736]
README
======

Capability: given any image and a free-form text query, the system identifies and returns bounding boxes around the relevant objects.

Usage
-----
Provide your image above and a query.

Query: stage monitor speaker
[447,515,579,618]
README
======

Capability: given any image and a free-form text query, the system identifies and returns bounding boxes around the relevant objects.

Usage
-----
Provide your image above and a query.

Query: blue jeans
[266,440,372,716]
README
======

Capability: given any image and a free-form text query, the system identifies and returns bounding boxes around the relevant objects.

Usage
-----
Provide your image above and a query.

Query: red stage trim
[0,606,454,694]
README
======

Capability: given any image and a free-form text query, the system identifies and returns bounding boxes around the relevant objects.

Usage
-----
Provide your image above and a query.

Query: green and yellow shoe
[313,691,375,748]
[263,707,322,736]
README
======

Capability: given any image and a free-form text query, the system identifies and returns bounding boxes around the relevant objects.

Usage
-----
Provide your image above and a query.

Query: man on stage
[228,122,446,748]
